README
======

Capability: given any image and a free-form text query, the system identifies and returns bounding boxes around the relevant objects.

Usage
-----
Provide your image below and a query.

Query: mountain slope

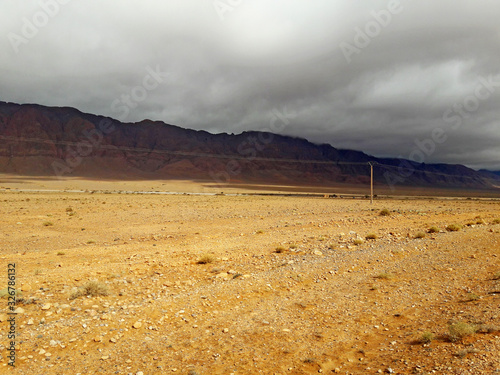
[0,101,496,190]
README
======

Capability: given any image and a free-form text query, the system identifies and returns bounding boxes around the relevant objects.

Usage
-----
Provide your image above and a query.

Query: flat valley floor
[0,178,499,374]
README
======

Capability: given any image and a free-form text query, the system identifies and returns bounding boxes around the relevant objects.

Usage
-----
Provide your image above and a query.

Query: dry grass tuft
[414,232,426,239]
[447,322,477,342]
[0,288,22,299]
[196,254,216,264]
[70,281,109,300]
[379,209,391,216]
[375,272,392,280]
[419,331,434,344]
[365,233,378,240]
[427,226,440,233]
[446,224,462,232]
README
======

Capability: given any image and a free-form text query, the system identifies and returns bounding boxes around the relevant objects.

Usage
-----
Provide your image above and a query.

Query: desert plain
[0,177,499,375]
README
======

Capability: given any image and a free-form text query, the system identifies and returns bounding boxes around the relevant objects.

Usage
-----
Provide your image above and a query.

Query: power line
[374,162,481,180]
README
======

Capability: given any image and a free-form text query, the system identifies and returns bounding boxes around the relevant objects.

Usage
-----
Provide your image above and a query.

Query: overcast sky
[1,0,500,170]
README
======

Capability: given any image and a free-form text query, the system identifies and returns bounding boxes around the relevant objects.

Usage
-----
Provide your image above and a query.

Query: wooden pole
[370,162,374,204]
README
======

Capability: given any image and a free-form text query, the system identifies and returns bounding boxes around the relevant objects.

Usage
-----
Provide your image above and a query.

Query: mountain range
[0,101,499,191]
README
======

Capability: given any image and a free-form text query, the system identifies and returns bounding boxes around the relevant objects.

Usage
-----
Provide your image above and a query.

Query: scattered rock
[41,303,52,310]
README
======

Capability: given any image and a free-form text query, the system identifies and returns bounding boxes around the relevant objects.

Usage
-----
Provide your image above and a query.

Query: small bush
[365,233,378,240]
[492,218,500,225]
[448,322,477,342]
[427,226,439,234]
[56,251,65,256]
[196,254,215,264]
[43,221,53,227]
[446,224,462,232]
[414,232,426,239]
[70,281,109,300]
[493,271,500,280]
[353,239,364,245]
[379,209,390,216]
[419,331,434,344]
[375,272,392,280]
[289,244,297,250]
[476,219,485,225]
[0,288,22,299]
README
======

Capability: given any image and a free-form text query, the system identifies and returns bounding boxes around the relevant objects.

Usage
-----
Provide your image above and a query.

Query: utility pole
[368,162,374,204]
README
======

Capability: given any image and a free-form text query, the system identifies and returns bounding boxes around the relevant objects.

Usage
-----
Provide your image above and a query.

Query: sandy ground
[0,177,499,375]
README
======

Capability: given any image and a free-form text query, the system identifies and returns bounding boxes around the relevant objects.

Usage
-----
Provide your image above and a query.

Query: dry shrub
[196,254,215,264]
[419,331,434,344]
[379,209,390,216]
[448,322,477,342]
[446,224,462,232]
[70,281,109,300]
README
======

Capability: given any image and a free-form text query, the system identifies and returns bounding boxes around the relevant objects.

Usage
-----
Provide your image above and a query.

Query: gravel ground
[0,191,499,374]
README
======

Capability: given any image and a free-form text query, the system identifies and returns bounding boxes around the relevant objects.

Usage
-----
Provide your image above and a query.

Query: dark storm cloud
[1,0,499,169]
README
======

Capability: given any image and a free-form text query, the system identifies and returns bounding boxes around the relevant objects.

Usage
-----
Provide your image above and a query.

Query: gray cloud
[1,0,500,169]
